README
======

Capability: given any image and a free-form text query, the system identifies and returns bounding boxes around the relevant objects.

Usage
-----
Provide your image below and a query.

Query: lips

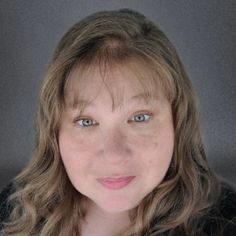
[97,176,135,190]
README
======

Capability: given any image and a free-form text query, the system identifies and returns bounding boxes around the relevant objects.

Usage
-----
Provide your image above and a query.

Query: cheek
[59,129,95,159]
[58,131,94,176]
[137,129,174,171]
[58,132,98,194]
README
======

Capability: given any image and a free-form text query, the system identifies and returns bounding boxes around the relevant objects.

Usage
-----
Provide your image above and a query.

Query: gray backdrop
[0,0,235,191]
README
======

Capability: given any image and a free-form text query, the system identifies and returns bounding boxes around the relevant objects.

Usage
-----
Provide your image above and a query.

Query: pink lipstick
[97,176,135,190]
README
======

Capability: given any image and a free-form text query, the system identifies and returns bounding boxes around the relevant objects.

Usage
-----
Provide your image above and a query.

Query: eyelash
[75,113,152,127]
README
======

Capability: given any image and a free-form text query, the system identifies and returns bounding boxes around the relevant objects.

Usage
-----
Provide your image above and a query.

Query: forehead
[63,60,168,111]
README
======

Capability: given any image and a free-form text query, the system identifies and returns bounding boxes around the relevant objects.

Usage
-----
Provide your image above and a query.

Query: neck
[80,200,131,236]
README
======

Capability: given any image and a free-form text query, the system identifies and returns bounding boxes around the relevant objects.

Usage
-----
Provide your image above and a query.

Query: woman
[0,8,235,236]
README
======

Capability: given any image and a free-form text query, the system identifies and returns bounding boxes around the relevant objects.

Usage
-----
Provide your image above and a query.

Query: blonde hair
[2,8,220,236]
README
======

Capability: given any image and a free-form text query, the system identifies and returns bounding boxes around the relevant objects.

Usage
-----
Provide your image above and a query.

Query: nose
[97,128,132,164]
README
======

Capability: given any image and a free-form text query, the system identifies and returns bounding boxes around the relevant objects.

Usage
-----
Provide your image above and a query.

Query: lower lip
[97,176,135,190]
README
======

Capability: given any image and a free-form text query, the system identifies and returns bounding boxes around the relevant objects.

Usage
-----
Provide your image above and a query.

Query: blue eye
[131,114,151,122]
[76,114,151,127]
[77,118,97,127]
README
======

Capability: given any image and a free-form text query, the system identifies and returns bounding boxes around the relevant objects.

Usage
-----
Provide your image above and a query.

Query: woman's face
[59,64,174,213]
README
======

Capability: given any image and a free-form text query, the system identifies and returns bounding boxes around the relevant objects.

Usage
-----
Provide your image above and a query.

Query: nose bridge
[99,126,132,164]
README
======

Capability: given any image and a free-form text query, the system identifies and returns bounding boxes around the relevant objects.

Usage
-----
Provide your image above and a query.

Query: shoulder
[202,182,236,236]
[0,182,15,230]
[218,182,236,218]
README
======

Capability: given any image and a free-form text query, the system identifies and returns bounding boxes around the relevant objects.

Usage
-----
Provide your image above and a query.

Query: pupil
[84,120,91,126]
[136,115,144,121]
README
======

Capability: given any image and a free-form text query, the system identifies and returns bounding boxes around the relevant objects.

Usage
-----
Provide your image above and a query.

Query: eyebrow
[130,92,158,103]
[70,92,158,111]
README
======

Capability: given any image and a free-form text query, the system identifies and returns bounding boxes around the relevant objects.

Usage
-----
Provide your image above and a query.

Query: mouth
[97,176,135,190]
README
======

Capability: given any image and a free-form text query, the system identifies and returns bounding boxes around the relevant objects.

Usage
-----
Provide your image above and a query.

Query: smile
[97,176,135,190]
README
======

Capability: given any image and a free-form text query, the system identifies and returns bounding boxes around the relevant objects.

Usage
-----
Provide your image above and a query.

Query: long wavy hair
[1,8,220,236]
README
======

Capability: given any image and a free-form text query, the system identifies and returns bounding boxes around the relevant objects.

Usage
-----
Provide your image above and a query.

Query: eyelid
[132,110,153,116]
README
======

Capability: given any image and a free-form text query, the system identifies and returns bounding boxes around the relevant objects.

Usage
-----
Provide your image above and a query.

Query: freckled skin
[59,65,174,214]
